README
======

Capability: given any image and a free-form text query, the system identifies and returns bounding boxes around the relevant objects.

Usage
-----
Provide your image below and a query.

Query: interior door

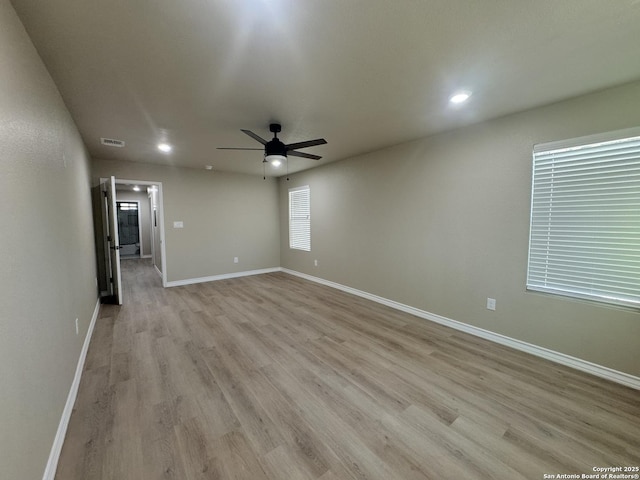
[102,176,123,305]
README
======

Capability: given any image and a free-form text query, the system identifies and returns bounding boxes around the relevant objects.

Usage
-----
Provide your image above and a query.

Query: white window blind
[289,186,311,251]
[527,128,640,308]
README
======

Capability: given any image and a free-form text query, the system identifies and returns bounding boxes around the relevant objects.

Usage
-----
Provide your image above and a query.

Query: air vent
[100,137,125,147]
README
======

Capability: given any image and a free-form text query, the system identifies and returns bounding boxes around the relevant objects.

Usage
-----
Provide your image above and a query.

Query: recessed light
[449,91,471,104]
[158,143,172,153]
[132,186,141,191]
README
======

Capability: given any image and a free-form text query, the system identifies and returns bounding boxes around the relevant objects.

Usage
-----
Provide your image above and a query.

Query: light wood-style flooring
[56,259,640,479]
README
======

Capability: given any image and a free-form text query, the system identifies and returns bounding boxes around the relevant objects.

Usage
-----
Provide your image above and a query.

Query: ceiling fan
[217,123,327,167]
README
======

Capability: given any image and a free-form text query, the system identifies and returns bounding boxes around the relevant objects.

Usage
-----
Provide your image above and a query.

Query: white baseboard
[141,254,152,259]
[154,264,162,278]
[42,298,101,480]
[281,269,640,391]
[166,267,281,288]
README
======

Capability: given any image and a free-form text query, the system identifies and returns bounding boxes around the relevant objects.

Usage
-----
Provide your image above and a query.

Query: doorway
[98,177,168,303]
[117,201,141,258]
[115,179,167,286]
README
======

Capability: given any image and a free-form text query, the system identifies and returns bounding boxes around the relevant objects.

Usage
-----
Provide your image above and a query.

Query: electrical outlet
[234,257,239,264]
[487,298,496,311]
[75,318,79,335]
[314,259,318,267]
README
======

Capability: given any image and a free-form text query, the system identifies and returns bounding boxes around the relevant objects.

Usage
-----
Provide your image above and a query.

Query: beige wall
[0,1,98,479]
[279,80,640,377]
[92,159,280,283]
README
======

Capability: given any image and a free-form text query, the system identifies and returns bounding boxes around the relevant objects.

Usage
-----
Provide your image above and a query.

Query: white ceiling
[10,0,640,177]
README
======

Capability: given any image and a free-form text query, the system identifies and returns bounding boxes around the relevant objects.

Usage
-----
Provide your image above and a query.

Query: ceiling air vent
[100,137,125,147]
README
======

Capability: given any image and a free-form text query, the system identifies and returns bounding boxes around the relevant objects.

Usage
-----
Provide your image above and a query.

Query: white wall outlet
[314,259,318,267]
[234,257,239,264]
[173,221,184,228]
[75,318,79,335]
[487,298,496,311]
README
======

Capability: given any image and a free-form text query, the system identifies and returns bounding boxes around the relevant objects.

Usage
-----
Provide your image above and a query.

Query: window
[289,185,311,251]
[527,127,640,309]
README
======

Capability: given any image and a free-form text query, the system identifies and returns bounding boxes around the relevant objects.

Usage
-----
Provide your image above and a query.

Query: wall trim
[42,298,101,480]
[281,268,640,391]
[166,267,281,287]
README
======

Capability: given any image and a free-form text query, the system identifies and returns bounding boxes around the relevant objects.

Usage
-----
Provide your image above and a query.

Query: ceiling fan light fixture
[217,124,326,171]
[265,154,286,167]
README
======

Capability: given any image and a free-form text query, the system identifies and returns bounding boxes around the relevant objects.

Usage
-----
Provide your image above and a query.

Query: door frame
[101,177,168,288]
[101,176,122,304]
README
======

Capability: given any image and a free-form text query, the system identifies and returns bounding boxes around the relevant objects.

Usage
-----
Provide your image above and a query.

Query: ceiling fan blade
[285,138,327,150]
[241,129,268,145]
[216,147,264,151]
[288,150,322,160]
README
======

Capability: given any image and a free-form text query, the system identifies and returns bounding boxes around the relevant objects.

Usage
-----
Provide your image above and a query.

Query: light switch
[173,221,184,228]
[487,298,496,311]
